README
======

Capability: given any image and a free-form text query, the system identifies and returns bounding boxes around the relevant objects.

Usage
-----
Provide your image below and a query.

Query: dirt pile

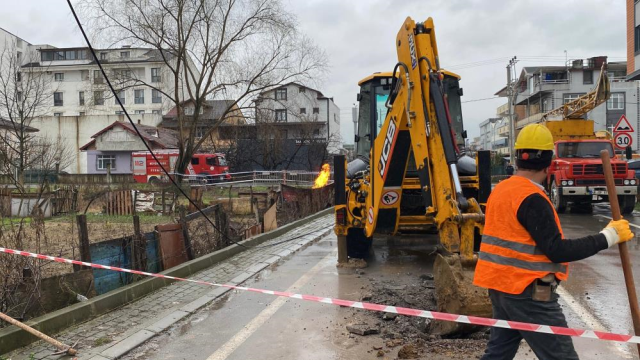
[344,272,489,359]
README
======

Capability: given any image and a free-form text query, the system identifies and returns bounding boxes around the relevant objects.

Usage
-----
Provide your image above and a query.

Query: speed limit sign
[614,132,633,149]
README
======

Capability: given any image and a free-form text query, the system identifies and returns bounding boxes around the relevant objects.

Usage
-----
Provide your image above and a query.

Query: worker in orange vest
[473,123,634,360]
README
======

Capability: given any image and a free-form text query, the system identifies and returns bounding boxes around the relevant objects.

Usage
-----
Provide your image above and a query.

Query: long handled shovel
[0,311,77,356]
[601,149,640,356]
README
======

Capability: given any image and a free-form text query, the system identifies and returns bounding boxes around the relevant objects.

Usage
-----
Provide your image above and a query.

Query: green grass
[94,336,113,346]
[48,213,174,224]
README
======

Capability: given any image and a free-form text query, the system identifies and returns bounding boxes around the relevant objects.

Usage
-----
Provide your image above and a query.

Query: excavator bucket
[431,254,492,335]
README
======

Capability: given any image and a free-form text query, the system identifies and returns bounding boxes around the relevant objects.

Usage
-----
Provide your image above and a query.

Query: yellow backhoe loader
[333,17,493,334]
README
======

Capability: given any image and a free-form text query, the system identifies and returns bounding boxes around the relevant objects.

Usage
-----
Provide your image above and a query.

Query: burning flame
[312,164,331,189]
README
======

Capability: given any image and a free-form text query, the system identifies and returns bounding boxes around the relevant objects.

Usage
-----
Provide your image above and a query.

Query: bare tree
[0,41,72,191]
[80,0,327,178]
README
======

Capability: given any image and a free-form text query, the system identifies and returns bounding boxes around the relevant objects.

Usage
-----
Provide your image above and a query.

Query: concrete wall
[30,114,162,173]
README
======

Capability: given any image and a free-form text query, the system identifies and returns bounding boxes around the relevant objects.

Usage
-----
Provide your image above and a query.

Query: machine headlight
[561,180,568,186]
[567,180,574,186]
[632,180,637,185]
[624,180,630,185]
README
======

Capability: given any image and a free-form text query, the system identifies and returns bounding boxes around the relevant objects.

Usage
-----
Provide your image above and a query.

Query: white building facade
[28,46,176,117]
[254,83,342,154]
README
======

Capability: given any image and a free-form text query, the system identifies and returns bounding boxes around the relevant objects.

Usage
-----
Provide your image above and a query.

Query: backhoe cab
[333,17,493,335]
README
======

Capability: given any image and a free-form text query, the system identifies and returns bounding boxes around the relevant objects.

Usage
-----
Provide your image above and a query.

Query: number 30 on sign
[614,132,633,149]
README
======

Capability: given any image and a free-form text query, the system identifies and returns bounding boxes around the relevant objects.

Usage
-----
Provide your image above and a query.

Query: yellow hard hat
[515,124,554,151]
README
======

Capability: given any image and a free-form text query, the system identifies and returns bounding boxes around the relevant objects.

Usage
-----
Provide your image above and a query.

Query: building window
[134,89,144,104]
[115,111,124,115]
[152,89,162,103]
[100,52,107,60]
[79,91,85,106]
[94,70,104,84]
[15,72,21,82]
[300,108,306,114]
[313,129,320,137]
[114,69,131,79]
[134,110,145,114]
[54,73,64,81]
[120,51,130,58]
[607,93,625,110]
[195,127,206,138]
[636,25,640,53]
[583,70,593,85]
[563,93,582,104]
[116,90,125,105]
[16,52,21,64]
[54,51,65,60]
[275,109,287,122]
[152,110,161,115]
[79,112,85,116]
[299,87,306,93]
[151,68,161,82]
[54,112,62,117]
[185,107,194,115]
[313,107,319,114]
[97,155,116,170]
[275,88,287,100]
[41,51,53,61]
[16,92,22,102]
[54,92,63,106]
[94,91,104,105]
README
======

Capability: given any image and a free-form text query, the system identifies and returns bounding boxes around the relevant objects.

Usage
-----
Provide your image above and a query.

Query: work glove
[600,219,635,247]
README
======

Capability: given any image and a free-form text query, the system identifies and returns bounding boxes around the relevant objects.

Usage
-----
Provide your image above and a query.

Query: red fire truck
[132,150,231,183]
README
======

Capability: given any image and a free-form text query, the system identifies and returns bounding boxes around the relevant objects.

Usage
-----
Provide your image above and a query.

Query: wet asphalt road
[124,207,640,360]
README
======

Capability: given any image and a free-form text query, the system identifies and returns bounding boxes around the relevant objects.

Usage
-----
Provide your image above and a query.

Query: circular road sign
[614,132,633,149]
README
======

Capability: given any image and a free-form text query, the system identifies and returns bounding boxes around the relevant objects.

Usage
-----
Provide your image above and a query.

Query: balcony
[516,113,544,129]
[496,103,509,116]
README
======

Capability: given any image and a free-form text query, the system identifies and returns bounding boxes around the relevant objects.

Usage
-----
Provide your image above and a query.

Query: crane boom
[541,64,610,121]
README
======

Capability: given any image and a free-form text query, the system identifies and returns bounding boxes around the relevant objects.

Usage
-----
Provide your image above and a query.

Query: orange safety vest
[473,176,569,294]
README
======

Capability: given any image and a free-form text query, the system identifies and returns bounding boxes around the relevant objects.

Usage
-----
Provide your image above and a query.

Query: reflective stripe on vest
[481,235,545,256]
[478,251,567,273]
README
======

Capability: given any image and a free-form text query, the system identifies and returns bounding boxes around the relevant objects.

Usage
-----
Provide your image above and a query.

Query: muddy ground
[334,239,489,359]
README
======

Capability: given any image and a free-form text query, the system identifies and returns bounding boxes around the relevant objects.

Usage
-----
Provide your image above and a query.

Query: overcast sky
[1,0,626,144]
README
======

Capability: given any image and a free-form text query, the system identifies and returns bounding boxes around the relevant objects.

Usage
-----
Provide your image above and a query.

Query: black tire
[346,228,373,259]
[148,176,160,185]
[550,181,567,214]
[622,195,636,215]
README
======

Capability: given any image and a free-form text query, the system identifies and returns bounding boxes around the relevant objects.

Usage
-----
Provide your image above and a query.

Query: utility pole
[507,56,518,163]
[351,103,358,142]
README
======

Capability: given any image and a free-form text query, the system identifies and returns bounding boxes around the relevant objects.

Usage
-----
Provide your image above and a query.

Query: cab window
[191,157,199,165]
[206,157,217,166]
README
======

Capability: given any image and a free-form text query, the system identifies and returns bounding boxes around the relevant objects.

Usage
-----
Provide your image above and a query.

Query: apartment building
[253,82,341,154]
[627,0,640,79]
[478,117,507,153]
[25,46,176,117]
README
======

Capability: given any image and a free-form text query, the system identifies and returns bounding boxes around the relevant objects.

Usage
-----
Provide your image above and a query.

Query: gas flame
[312,164,331,189]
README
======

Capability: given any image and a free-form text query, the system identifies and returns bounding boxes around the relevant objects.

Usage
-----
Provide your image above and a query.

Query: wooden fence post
[179,207,194,260]
[74,214,90,272]
[161,189,166,215]
[132,214,147,272]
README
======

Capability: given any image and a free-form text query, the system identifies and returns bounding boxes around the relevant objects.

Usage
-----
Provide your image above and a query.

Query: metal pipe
[450,163,463,194]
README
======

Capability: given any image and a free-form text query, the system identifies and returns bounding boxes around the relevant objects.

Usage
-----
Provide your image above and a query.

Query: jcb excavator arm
[364,17,483,261]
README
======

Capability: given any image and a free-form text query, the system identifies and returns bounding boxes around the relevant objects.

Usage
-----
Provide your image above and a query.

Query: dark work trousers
[480,284,579,360]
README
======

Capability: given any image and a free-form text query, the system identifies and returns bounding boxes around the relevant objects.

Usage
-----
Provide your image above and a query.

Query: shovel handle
[601,149,640,356]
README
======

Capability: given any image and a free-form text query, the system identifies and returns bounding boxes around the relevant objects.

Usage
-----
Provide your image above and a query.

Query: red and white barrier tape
[2,246,638,344]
